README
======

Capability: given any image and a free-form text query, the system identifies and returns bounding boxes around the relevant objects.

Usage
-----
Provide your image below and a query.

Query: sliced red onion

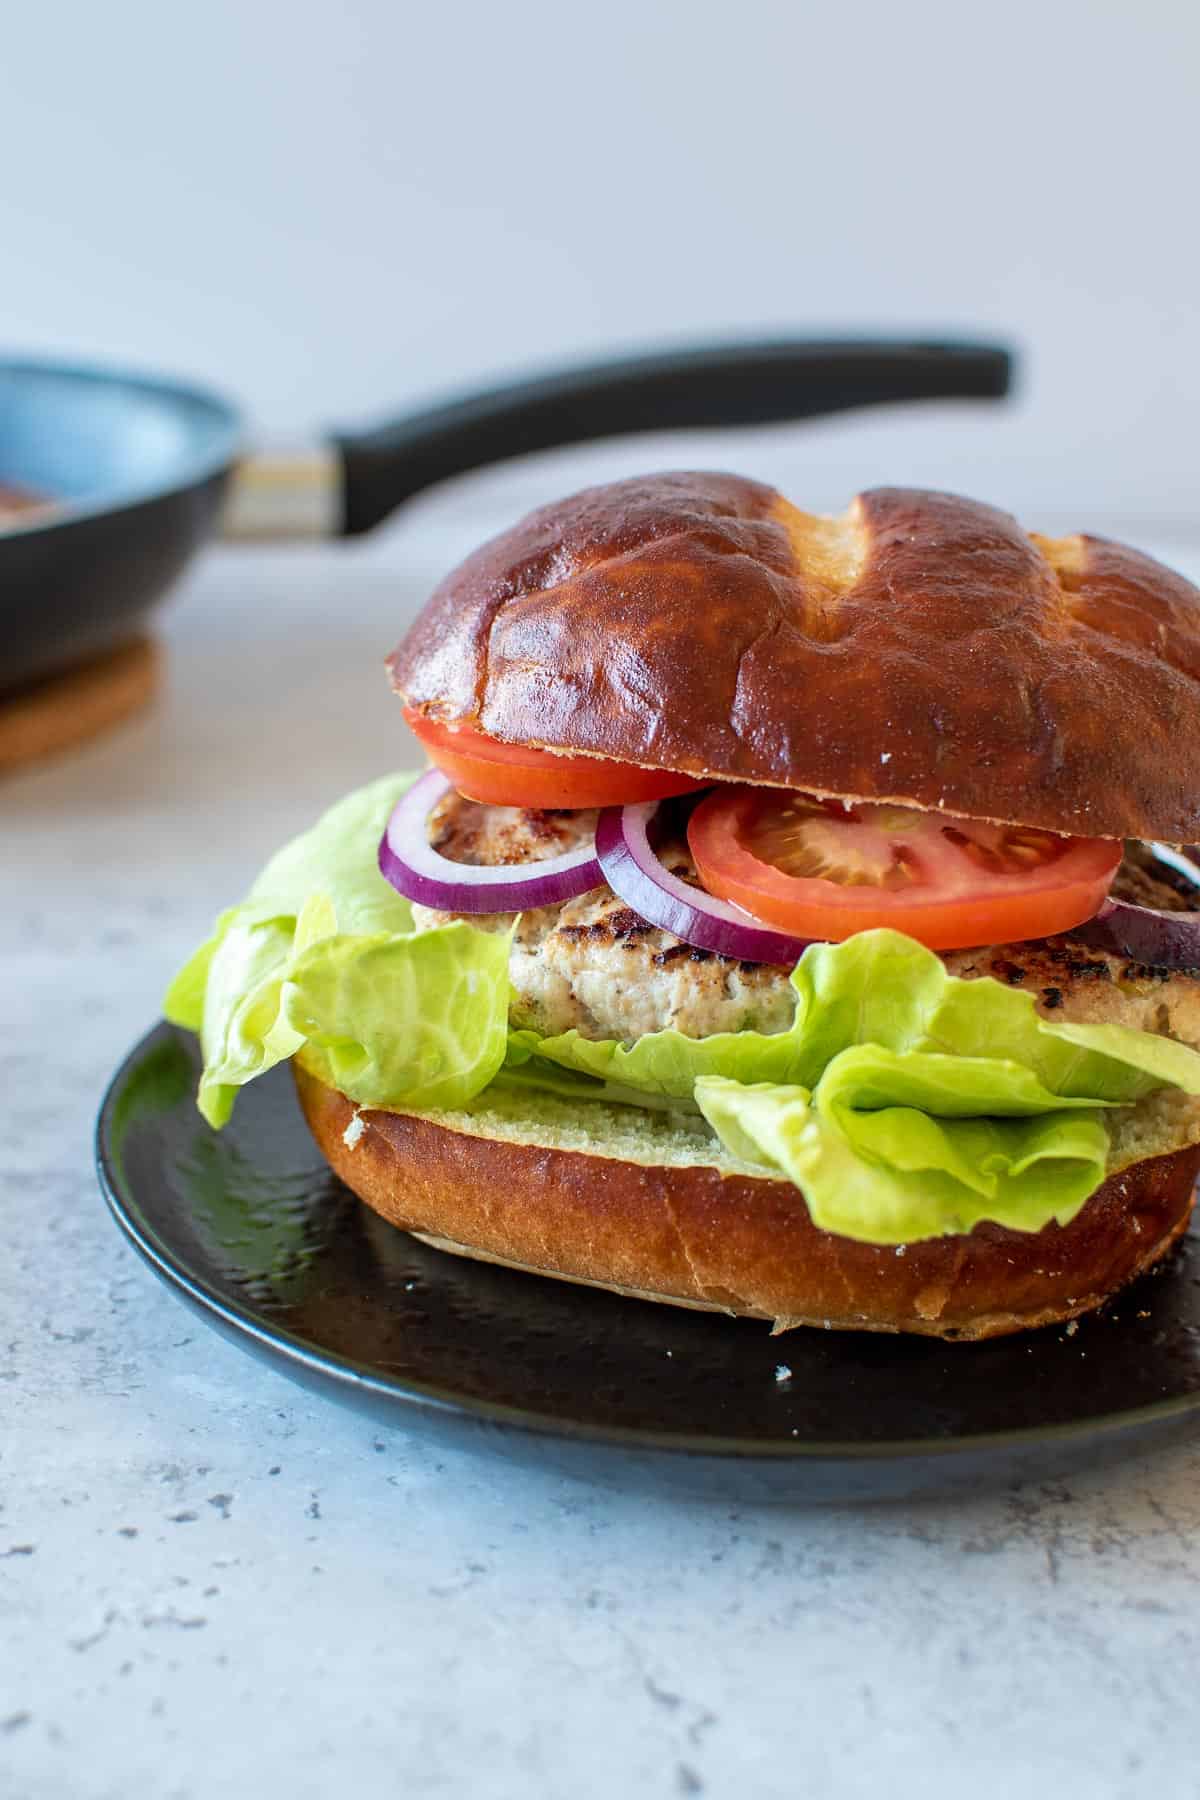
[379,769,602,912]
[595,801,813,966]
[1071,842,1200,970]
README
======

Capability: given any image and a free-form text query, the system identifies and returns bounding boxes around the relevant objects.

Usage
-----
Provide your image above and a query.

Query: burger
[167,474,1200,1340]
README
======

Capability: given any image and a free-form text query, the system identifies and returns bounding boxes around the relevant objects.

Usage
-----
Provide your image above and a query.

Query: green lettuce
[167,776,1200,1246]
[694,1057,1113,1244]
[787,930,1200,1102]
[165,775,511,1127]
[506,931,1200,1241]
[504,1018,814,1104]
[506,929,1200,1112]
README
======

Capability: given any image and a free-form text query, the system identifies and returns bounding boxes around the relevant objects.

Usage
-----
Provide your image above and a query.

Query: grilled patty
[415,794,793,1038]
[413,793,1200,1048]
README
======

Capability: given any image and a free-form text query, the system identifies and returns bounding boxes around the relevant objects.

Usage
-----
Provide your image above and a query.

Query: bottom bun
[293,1065,1200,1340]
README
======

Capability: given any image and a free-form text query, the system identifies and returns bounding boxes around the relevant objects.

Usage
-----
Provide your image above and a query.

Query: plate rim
[95,1021,1200,1468]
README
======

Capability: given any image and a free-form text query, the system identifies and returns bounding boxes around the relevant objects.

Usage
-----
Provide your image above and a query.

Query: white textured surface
[5,511,1200,1800]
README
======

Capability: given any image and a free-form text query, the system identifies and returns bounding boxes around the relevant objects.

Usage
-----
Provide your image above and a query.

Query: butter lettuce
[507,929,1200,1112]
[788,930,1200,1103]
[165,774,510,1127]
[506,931,1200,1241]
[167,775,1200,1246]
[503,1020,814,1106]
[694,1059,1113,1243]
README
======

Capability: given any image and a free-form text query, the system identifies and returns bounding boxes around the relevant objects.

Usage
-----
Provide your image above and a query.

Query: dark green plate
[95,1024,1200,1502]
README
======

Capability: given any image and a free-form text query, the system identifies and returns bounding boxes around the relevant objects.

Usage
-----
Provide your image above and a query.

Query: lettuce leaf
[695,1071,1111,1243]
[163,774,421,1038]
[789,930,1200,1103]
[167,777,1200,1247]
[507,930,1200,1242]
[165,774,510,1127]
[504,1019,812,1105]
[493,1044,703,1114]
[509,929,1200,1111]
[281,923,510,1114]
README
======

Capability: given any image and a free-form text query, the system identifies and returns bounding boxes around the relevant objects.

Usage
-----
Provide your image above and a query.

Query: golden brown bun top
[388,474,1200,842]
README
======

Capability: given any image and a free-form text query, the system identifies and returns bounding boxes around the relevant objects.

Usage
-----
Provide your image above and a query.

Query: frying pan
[0,337,1012,695]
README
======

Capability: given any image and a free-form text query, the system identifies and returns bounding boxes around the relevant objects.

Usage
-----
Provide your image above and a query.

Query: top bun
[388,474,1200,843]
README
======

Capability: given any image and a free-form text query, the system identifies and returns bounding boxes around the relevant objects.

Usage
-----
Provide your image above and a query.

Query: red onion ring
[385,768,1200,975]
[595,801,813,966]
[379,769,603,911]
[1071,844,1200,970]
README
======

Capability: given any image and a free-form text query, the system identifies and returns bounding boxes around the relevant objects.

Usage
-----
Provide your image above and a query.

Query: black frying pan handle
[331,336,1013,537]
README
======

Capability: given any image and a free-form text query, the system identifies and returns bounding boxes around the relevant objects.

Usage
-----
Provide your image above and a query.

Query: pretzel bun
[295,1065,1199,1341]
[388,474,1200,843]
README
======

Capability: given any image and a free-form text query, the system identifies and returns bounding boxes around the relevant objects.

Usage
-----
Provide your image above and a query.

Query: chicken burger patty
[413,792,1200,1049]
[413,793,794,1039]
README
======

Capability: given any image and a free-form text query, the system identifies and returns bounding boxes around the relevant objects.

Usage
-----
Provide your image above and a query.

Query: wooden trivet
[0,636,160,775]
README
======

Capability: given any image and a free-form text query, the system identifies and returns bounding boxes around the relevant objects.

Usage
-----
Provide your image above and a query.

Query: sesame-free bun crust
[388,474,1200,843]
[294,1066,1199,1341]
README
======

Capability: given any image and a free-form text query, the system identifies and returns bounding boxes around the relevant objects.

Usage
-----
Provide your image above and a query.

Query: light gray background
[2,0,1198,531]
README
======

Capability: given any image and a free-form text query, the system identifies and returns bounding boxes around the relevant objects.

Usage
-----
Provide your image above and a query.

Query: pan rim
[0,351,243,537]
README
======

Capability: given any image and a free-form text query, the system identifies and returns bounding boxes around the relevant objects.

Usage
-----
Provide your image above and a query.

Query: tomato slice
[403,708,709,808]
[687,787,1121,950]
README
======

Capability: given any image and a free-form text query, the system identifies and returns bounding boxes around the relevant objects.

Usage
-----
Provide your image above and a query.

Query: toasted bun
[294,1065,1199,1341]
[388,474,1200,843]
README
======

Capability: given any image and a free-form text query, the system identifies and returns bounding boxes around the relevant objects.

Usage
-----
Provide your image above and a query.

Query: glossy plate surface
[96,1024,1200,1502]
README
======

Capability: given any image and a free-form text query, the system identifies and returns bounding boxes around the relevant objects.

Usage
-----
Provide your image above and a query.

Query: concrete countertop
[4,489,1200,1800]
